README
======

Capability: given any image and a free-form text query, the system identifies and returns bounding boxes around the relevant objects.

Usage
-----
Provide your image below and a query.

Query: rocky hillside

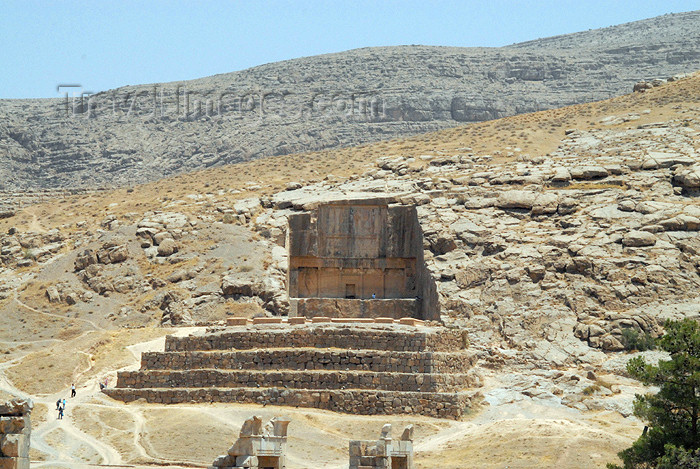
[1,10,699,191]
[0,68,699,469]
[1,72,698,360]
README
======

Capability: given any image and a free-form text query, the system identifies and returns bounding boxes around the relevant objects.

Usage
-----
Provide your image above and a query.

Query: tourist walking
[56,399,61,410]
[71,384,76,398]
[57,405,64,420]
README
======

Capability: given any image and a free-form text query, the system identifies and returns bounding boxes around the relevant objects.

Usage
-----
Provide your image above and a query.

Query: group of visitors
[56,384,76,420]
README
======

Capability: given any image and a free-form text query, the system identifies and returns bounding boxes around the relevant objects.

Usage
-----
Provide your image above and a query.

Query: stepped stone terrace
[104,323,481,419]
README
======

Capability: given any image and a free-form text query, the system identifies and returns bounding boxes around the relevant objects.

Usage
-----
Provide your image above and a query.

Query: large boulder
[622,231,657,247]
[642,151,696,169]
[550,168,572,184]
[531,193,560,215]
[455,263,490,288]
[157,239,178,257]
[557,197,578,215]
[77,241,129,270]
[569,166,608,180]
[496,191,559,214]
[427,231,457,255]
[97,244,128,264]
[74,249,98,271]
[673,165,700,190]
[161,301,193,326]
[496,190,537,209]
[221,274,260,297]
[0,208,15,219]
[45,286,61,303]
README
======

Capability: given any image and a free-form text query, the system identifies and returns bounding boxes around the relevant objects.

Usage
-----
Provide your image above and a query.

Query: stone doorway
[257,455,280,468]
[391,456,409,469]
[345,283,356,299]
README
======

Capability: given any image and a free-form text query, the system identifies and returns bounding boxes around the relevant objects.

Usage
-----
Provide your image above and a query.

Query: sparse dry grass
[416,415,637,469]
[6,328,169,395]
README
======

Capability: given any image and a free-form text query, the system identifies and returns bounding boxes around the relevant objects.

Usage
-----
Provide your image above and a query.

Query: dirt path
[0,327,216,469]
[413,421,476,453]
[13,292,105,332]
[13,208,46,234]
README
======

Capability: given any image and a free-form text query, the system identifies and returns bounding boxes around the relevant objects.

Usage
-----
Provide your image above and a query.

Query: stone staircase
[104,323,481,419]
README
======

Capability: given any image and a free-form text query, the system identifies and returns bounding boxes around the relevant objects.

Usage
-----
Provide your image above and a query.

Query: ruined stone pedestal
[349,424,414,469]
[0,399,32,469]
[209,416,289,469]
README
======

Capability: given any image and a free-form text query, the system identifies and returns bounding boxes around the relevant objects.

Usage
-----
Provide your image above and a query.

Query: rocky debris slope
[0,206,285,329]
[2,89,698,350]
[1,11,700,190]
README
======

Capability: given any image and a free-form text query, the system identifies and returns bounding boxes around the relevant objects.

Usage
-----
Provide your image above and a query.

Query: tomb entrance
[287,198,438,320]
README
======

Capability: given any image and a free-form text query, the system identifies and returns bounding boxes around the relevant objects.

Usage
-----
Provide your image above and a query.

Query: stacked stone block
[165,324,468,352]
[209,416,289,469]
[349,424,414,469]
[105,324,480,419]
[0,399,32,469]
[116,368,474,392]
[141,349,476,374]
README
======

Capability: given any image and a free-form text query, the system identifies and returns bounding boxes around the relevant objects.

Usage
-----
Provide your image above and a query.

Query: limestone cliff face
[1,10,699,190]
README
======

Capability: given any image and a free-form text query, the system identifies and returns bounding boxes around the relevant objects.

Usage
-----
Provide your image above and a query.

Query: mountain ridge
[1,10,699,191]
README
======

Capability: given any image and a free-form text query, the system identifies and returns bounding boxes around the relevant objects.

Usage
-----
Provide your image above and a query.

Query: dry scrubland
[1,73,699,467]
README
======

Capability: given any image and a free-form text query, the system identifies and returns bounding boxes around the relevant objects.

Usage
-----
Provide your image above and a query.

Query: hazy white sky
[0,0,697,98]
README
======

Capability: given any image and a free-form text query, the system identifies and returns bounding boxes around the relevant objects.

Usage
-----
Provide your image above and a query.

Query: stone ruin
[207,417,414,469]
[105,323,481,419]
[349,424,414,469]
[287,198,439,321]
[104,196,482,418]
[209,416,290,469]
[0,399,32,469]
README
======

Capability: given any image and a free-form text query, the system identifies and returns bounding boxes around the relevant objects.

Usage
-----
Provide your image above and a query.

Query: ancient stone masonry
[104,324,481,419]
[0,399,32,469]
[208,417,414,469]
[349,424,414,469]
[287,199,438,320]
[163,325,467,352]
[209,416,290,469]
[141,349,474,374]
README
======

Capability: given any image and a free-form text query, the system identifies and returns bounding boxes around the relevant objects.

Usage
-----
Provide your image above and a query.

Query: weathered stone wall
[412,217,439,322]
[287,201,439,320]
[103,387,478,420]
[349,424,414,469]
[293,298,418,319]
[289,203,419,301]
[106,325,479,419]
[116,369,476,393]
[0,399,32,469]
[141,349,476,374]
[164,325,467,353]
